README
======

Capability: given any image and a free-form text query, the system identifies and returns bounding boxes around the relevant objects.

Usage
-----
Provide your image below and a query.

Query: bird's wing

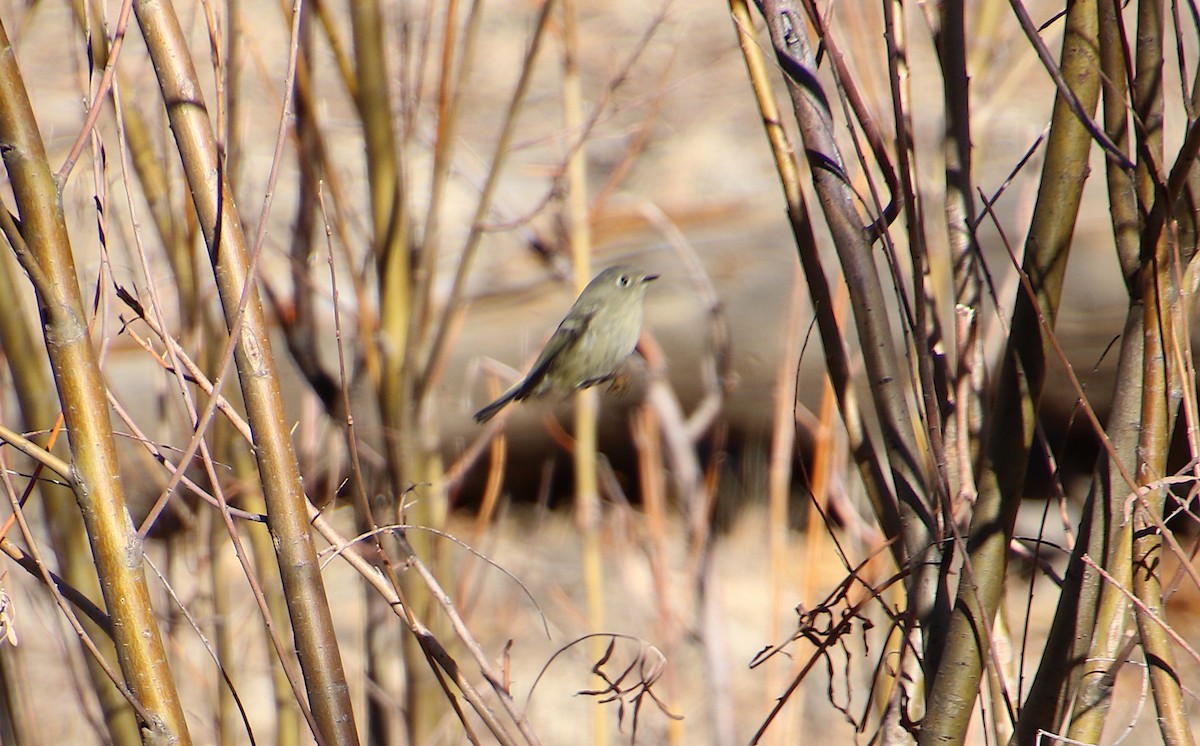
[513,310,594,400]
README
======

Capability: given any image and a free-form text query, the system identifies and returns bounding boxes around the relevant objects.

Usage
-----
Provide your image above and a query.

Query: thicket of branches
[0,0,1198,743]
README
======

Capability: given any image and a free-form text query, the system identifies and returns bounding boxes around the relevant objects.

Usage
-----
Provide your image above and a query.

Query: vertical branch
[921,0,1104,738]
[1132,243,1193,746]
[759,0,941,663]
[931,0,985,521]
[1014,0,1141,738]
[0,16,192,745]
[349,1,438,740]
[767,261,804,731]
[1128,0,1194,740]
[1059,311,1142,745]
[236,447,303,746]
[67,0,199,329]
[130,0,359,742]
[726,0,902,554]
[0,226,140,746]
[883,0,957,688]
[936,0,981,317]
[0,268,68,746]
[631,406,685,745]
[353,0,410,404]
[275,2,339,413]
[561,1,606,743]
[353,0,413,524]
[418,0,557,395]
[223,0,243,186]
[410,0,483,362]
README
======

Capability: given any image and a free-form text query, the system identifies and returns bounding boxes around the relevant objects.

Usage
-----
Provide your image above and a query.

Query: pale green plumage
[475,266,657,423]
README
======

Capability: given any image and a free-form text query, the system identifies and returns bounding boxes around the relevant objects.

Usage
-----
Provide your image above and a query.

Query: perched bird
[474,266,658,423]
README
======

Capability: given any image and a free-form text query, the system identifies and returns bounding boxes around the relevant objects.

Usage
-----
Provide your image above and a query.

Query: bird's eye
[618,275,631,287]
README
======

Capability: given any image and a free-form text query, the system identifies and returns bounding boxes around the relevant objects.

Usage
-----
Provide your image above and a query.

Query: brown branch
[130,0,357,741]
[0,15,192,743]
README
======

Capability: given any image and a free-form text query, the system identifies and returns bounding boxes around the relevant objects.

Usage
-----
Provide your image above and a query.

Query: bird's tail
[473,385,520,423]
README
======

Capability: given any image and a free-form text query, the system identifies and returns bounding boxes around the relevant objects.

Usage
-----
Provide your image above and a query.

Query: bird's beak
[644,274,659,283]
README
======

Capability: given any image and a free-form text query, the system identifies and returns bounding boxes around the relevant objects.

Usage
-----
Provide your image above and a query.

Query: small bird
[474,265,658,423]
